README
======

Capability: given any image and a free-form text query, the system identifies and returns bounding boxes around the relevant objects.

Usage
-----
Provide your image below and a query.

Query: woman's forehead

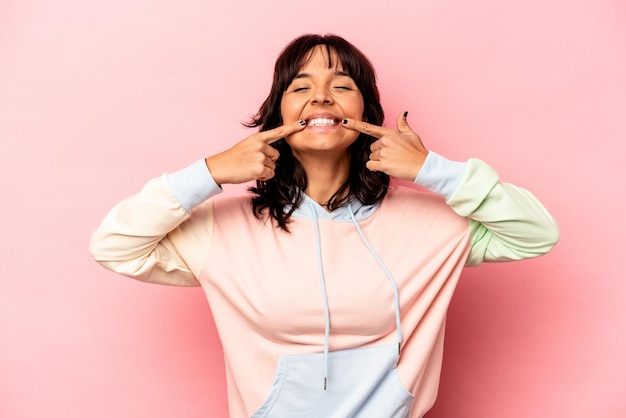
[298,45,345,73]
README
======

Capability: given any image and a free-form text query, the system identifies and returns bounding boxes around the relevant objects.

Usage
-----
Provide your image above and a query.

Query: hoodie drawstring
[309,202,403,391]
[348,204,403,356]
[310,202,331,390]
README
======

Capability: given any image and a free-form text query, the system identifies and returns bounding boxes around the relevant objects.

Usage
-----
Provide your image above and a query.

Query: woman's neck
[296,152,351,210]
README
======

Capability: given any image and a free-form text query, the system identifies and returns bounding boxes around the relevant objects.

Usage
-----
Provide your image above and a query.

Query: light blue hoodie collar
[288,193,380,222]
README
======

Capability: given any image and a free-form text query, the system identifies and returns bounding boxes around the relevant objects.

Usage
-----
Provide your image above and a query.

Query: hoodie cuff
[166,159,222,213]
[414,151,468,200]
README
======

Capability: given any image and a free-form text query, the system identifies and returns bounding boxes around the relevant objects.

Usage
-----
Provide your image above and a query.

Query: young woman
[90,34,559,418]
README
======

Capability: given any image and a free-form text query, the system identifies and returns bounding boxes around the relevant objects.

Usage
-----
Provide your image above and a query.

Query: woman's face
[280,46,365,159]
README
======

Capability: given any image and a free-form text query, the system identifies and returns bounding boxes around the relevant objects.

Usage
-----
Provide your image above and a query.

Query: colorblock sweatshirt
[90,152,559,418]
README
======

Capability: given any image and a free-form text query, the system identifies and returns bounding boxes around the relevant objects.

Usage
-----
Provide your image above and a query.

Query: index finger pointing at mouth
[341,118,389,139]
[256,120,307,144]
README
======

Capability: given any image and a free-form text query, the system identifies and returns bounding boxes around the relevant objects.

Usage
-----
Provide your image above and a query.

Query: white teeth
[307,118,337,127]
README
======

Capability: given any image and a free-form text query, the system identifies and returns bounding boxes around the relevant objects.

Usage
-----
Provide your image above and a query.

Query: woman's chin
[285,131,359,155]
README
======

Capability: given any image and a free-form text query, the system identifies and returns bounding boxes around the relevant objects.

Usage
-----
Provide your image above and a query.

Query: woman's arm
[418,154,560,266]
[444,158,559,266]
[89,160,219,286]
[90,121,307,286]
[343,112,560,266]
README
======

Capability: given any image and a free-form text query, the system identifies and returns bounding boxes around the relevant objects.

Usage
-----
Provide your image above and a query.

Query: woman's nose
[310,86,332,104]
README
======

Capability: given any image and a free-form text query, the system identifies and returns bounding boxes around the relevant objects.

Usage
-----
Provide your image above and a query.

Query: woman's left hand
[342,111,429,181]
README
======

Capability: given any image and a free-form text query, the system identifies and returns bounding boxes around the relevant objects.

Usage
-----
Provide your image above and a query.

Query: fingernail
[403,111,408,118]
[299,120,306,126]
[342,118,348,125]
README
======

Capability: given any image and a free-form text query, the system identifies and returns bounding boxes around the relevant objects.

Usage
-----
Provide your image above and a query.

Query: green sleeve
[447,159,560,267]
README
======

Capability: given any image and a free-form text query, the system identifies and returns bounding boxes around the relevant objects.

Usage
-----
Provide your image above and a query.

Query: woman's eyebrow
[293,70,351,80]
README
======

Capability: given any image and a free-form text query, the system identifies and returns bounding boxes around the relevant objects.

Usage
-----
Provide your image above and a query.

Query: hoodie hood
[288,193,380,222]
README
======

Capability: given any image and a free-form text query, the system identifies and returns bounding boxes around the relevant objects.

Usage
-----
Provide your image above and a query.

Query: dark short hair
[248,34,389,230]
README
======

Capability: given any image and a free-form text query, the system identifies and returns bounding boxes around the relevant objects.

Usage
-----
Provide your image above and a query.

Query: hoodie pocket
[250,343,413,418]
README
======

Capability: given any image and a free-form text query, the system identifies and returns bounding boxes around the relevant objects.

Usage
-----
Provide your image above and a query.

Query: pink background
[2,0,625,417]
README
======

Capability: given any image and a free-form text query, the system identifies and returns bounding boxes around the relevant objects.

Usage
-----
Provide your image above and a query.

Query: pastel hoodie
[90,152,559,418]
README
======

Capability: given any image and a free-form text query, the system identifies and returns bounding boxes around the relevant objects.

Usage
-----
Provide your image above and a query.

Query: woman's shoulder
[382,185,465,221]
[183,193,254,226]
[211,192,254,214]
[385,185,446,205]
[375,186,469,237]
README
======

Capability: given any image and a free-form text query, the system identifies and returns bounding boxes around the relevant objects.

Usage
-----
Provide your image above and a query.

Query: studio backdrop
[1,0,625,417]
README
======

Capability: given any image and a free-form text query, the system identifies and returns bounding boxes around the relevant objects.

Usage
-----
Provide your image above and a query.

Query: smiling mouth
[307,117,339,127]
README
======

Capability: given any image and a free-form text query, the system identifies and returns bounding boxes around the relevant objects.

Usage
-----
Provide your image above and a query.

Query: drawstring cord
[348,204,403,356]
[310,202,403,390]
[310,202,330,390]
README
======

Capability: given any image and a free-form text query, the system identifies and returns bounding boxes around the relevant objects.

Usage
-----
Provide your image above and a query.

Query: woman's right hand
[205,120,306,185]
